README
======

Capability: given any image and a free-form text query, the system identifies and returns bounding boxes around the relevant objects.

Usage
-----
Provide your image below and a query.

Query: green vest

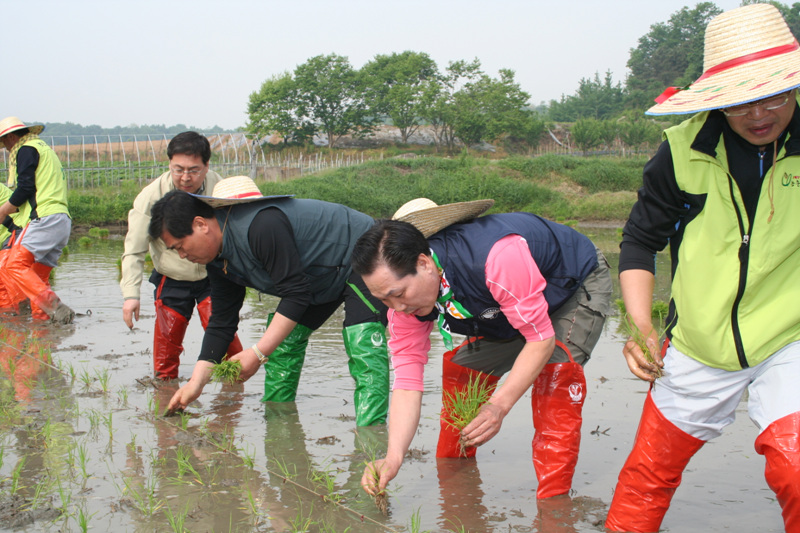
[216,198,374,304]
[665,113,800,370]
[8,138,69,221]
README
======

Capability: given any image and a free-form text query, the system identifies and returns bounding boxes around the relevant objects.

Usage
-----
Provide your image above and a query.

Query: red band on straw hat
[654,41,800,104]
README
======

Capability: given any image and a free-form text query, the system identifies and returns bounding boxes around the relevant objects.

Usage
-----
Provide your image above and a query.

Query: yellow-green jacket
[648,112,800,370]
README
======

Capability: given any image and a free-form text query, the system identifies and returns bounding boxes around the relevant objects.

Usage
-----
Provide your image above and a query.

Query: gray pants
[452,247,612,376]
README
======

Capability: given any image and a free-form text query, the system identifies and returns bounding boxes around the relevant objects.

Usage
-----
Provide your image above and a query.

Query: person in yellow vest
[0,117,73,324]
[607,5,800,532]
[120,131,243,380]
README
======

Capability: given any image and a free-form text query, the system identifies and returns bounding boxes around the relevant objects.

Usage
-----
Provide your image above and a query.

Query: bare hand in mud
[622,335,663,381]
[461,402,505,447]
[162,406,184,417]
[122,299,140,329]
[167,381,203,413]
[361,459,399,496]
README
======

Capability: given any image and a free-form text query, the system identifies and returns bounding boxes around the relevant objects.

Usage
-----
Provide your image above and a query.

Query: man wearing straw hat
[148,176,390,427]
[608,4,800,532]
[0,116,73,323]
[120,131,243,380]
[352,199,612,500]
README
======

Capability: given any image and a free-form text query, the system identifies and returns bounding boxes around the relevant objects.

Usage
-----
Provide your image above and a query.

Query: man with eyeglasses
[607,5,800,532]
[120,131,242,380]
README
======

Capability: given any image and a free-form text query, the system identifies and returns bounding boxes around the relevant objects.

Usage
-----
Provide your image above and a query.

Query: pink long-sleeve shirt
[388,234,555,391]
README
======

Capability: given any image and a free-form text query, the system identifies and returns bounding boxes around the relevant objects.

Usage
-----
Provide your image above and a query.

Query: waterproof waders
[261,314,313,402]
[343,321,390,426]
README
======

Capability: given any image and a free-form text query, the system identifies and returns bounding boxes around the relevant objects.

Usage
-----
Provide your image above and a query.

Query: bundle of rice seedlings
[622,312,663,379]
[211,359,242,385]
[442,373,495,456]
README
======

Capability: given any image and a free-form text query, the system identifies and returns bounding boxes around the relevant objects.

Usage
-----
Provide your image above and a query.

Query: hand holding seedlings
[621,313,664,380]
[210,360,243,385]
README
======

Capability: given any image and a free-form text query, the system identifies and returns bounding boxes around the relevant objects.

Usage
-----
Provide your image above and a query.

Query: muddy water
[0,228,784,533]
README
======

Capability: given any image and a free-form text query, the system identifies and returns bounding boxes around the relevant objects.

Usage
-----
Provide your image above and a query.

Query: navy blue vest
[426,212,598,339]
[213,198,375,305]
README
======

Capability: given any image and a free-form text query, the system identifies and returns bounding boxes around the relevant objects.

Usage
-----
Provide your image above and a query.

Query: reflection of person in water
[353,199,612,500]
[436,458,490,532]
[0,325,51,401]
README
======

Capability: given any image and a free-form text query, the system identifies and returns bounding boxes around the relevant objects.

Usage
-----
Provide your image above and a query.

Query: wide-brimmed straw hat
[0,116,45,138]
[392,198,494,237]
[192,175,291,208]
[648,3,800,115]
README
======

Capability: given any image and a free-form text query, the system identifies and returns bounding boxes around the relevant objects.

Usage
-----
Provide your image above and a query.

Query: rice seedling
[122,474,165,518]
[103,411,114,436]
[75,502,96,533]
[164,502,190,533]
[240,443,256,469]
[308,460,342,503]
[362,445,388,515]
[11,457,26,494]
[78,367,93,390]
[272,456,297,481]
[621,312,664,379]
[242,487,263,525]
[94,367,110,393]
[442,373,495,456]
[288,504,315,533]
[174,446,202,484]
[77,443,90,479]
[210,359,242,385]
[117,386,129,406]
[170,410,188,431]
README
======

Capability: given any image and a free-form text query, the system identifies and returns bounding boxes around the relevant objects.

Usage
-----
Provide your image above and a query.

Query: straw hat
[647,3,800,115]
[392,198,494,237]
[0,116,45,138]
[192,175,291,208]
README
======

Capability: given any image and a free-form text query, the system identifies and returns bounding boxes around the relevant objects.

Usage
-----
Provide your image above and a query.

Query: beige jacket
[119,169,224,300]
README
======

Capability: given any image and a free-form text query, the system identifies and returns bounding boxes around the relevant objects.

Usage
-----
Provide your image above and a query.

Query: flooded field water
[0,227,784,532]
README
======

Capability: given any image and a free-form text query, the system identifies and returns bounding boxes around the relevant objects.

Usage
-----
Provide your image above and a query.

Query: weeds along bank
[67,154,648,227]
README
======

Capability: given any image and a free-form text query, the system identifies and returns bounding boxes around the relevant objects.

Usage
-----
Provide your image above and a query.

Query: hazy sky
[6,0,742,130]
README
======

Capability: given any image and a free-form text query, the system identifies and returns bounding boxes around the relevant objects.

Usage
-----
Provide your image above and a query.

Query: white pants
[652,341,800,441]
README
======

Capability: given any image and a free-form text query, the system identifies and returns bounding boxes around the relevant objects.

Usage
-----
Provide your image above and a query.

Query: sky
[6,0,743,131]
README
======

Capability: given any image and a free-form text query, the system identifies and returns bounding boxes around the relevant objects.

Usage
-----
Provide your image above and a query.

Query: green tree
[246,72,308,145]
[419,59,484,152]
[361,51,438,143]
[293,54,376,149]
[571,118,603,155]
[548,71,625,121]
[624,2,722,109]
[619,118,664,155]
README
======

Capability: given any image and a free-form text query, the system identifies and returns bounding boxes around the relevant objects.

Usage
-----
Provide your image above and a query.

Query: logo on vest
[480,307,501,320]
[781,172,800,187]
[568,383,583,402]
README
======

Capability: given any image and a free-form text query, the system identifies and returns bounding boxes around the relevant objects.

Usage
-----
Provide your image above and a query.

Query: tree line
[247,1,800,154]
[246,51,545,152]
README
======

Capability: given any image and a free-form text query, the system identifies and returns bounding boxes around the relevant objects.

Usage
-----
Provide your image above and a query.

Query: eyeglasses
[171,167,203,177]
[721,92,792,117]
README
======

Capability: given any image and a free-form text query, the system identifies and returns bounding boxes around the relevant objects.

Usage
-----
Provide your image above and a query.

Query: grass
[66,153,647,229]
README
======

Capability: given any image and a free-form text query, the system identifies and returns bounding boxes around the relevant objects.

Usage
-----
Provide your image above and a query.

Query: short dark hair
[167,131,211,164]
[149,190,214,240]
[352,219,429,277]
